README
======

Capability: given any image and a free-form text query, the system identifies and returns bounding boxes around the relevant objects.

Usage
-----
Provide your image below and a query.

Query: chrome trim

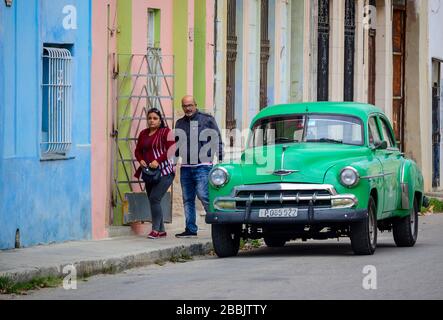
[340,166,360,187]
[401,183,410,210]
[209,167,230,188]
[401,162,406,184]
[312,192,318,203]
[361,172,394,180]
[361,173,385,179]
[271,169,300,176]
[281,145,287,170]
[232,183,338,196]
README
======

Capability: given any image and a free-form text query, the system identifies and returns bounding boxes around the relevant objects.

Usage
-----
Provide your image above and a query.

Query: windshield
[249,114,364,148]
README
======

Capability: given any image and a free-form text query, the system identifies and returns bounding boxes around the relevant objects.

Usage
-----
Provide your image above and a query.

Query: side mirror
[373,141,388,150]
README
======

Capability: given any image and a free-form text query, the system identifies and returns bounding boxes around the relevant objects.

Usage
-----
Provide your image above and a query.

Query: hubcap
[369,209,376,246]
[410,208,417,240]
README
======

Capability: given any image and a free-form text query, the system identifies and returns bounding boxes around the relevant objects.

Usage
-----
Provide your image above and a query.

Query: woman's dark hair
[147,108,167,128]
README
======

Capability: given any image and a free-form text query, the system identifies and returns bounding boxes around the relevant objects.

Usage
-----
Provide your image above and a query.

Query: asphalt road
[5,214,443,300]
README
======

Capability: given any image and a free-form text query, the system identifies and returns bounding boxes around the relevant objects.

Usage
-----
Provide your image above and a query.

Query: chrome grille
[235,189,333,209]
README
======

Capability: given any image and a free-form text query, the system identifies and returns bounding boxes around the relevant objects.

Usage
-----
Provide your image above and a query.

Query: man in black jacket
[174,95,224,238]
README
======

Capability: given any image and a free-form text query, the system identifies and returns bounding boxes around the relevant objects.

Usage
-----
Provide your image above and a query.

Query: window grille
[41,47,72,155]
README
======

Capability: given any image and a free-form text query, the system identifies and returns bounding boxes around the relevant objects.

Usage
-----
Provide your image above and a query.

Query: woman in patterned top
[135,108,176,239]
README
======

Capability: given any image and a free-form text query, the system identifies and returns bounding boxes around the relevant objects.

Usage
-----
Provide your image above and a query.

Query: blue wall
[0,0,92,250]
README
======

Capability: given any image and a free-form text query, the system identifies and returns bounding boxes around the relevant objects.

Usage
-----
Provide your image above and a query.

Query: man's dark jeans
[180,165,212,234]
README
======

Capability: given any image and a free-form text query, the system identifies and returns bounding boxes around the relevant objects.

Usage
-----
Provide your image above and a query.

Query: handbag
[141,166,161,185]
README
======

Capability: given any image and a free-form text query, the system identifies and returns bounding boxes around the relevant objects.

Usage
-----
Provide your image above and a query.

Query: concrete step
[426,192,443,198]
[107,226,135,238]
[425,194,443,205]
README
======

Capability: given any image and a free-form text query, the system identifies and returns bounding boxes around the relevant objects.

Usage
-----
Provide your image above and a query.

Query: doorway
[432,59,442,189]
[392,1,406,151]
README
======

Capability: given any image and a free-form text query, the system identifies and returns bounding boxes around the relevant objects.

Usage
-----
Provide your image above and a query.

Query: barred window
[41,46,73,156]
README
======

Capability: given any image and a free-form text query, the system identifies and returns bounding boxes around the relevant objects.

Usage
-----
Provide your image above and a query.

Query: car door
[377,115,402,214]
[368,116,385,213]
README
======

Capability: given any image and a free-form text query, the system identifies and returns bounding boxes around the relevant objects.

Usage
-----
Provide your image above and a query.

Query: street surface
[4,214,443,300]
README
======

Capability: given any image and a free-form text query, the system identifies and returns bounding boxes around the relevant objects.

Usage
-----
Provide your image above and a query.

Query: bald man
[174,96,224,238]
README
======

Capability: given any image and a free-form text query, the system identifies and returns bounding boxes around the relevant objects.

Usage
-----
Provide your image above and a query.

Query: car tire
[393,197,419,247]
[212,224,241,258]
[264,237,286,248]
[350,196,377,255]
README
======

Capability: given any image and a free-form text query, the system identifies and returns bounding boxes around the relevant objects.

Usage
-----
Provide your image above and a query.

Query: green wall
[115,0,133,226]
[193,0,206,109]
[173,0,188,109]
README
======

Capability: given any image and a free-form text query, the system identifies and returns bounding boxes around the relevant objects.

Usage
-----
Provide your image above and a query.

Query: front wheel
[212,224,241,258]
[350,196,377,255]
[393,197,419,247]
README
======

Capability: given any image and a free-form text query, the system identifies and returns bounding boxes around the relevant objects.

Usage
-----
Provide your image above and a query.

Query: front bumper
[208,183,366,224]
[206,208,368,225]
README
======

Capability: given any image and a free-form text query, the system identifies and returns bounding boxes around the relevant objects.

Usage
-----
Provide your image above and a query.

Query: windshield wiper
[307,138,343,144]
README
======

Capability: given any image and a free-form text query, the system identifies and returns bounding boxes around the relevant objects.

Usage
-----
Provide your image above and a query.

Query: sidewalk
[0,227,212,284]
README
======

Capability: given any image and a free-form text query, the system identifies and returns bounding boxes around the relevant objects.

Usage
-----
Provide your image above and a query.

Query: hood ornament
[272,169,300,176]
[269,145,300,176]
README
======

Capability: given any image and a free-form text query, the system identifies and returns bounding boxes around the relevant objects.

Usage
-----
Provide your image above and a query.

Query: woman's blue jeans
[180,165,212,234]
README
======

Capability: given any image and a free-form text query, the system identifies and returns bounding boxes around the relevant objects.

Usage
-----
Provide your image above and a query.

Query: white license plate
[259,208,298,218]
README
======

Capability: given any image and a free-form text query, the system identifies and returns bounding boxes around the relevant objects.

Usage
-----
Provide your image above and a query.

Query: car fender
[323,156,385,217]
[400,159,424,210]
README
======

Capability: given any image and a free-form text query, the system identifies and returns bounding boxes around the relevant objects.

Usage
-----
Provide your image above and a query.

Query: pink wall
[91,0,214,238]
[132,0,174,122]
[91,0,118,239]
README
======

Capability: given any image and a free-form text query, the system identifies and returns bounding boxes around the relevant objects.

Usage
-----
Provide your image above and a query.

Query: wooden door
[226,0,237,131]
[392,2,406,151]
[260,0,270,110]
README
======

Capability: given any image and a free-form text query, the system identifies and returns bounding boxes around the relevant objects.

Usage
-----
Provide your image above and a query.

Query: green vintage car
[206,102,426,257]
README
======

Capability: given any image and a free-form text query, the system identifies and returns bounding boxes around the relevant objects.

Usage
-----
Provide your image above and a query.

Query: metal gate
[111,48,174,226]
[226,0,237,134]
[317,0,330,102]
[343,0,355,102]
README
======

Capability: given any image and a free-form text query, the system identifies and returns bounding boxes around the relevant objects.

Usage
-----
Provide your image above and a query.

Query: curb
[0,242,213,284]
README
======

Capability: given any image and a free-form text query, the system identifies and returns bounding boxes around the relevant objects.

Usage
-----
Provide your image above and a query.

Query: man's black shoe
[175,230,197,238]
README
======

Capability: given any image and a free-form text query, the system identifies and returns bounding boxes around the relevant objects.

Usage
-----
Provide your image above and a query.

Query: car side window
[379,117,396,148]
[368,117,381,146]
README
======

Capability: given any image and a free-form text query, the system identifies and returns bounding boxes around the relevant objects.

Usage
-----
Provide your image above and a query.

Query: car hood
[240,143,369,184]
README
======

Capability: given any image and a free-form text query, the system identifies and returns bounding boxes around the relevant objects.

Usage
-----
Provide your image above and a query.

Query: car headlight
[340,167,360,188]
[209,167,229,187]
